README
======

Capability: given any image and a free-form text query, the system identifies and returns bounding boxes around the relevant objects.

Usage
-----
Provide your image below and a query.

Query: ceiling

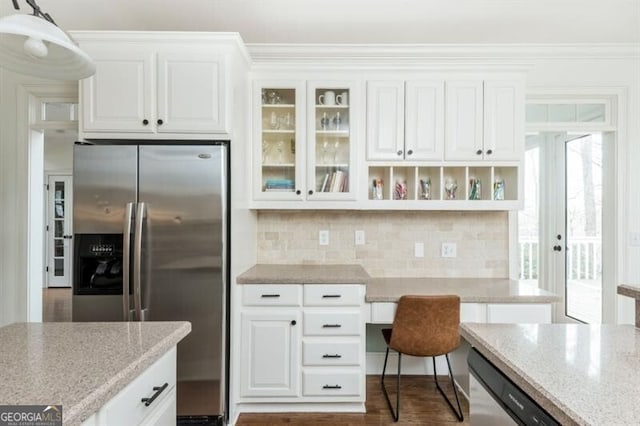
[3,0,640,44]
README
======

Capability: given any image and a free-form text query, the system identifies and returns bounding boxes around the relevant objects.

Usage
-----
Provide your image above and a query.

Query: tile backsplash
[257,210,509,277]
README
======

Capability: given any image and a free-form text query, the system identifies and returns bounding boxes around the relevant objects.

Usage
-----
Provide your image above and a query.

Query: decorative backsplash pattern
[257,210,509,277]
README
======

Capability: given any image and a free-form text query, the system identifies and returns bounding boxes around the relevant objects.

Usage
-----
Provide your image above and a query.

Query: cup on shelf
[318,90,336,106]
[336,91,348,106]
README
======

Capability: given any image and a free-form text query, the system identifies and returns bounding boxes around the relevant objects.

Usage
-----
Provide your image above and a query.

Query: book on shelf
[318,170,348,192]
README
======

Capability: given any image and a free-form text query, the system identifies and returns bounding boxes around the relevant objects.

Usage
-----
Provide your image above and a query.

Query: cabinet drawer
[243,285,302,306]
[303,311,362,336]
[303,339,361,366]
[304,285,363,306]
[100,348,176,426]
[302,369,362,397]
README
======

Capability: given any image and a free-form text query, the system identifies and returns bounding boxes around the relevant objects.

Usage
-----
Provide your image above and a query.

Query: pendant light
[0,0,95,80]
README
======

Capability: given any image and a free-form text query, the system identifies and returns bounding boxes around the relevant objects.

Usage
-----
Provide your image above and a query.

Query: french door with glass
[47,175,73,287]
[518,131,612,323]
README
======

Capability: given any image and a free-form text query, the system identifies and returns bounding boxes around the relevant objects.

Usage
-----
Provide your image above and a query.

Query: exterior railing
[518,237,601,280]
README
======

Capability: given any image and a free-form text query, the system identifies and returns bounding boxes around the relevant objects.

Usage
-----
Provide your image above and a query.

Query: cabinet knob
[142,119,149,125]
[157,119,164,125]
[553,245,562,252]
[407,149,413,156]
[476,149,483,155]
[397,150,403,156]
[308,190,314,195]
[291,320,297,326]
[295,189,301,195]
[486,149,493,155]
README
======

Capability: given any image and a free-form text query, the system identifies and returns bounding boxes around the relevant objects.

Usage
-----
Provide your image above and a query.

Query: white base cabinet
[239,284,366,410]
[82,347,177,426]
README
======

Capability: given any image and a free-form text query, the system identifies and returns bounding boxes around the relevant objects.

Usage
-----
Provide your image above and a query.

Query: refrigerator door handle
[133,202,146,321]
[123,202,134,321]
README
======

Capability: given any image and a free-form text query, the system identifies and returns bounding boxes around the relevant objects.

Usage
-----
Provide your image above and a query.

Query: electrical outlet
[441,242,457,258]
[355,230,366,245]
[631,232,640,247]
[319,230,330,246]
[414,242,424,258]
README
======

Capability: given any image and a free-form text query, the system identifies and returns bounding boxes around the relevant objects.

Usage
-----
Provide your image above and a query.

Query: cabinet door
[157,51,227,133]
[405,80,445,161]
[240,310,301,397]
[252,81,305,201]
[81,47,154,133]
[483,79,524,161]
[307,80,359,201]
[366,81,404,161]
[444,80,484,161]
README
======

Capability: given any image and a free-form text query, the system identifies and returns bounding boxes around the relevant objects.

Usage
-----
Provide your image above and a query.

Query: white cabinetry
[76,34,235,138]
[445,79,524,161]
[366,80,444,161]
[252,80,359,205]
[239,284,366,410]
[82,348,177,426]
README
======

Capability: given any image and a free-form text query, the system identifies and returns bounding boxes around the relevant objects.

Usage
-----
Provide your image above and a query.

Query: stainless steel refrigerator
[72,141,228,425]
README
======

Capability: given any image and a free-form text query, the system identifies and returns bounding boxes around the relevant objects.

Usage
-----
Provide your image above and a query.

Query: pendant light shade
[0,14,95,80]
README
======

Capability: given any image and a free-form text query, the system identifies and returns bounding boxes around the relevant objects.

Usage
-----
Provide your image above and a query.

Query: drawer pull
[260,294,281,298]
[322,354,342,359]
[322,324,342,328]
[322,294,341,298]
[323,384,342,390]
[141,382,168,407]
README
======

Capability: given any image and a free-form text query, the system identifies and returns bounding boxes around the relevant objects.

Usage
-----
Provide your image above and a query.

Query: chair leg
[433,354,464,422]
[380,347,400,422]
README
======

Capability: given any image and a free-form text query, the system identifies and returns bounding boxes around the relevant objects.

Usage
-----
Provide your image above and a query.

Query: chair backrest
[389,295,461,357]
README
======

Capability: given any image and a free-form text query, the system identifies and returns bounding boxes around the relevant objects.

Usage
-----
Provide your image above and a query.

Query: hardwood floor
[236,375,470,425]
[42,288,72,322]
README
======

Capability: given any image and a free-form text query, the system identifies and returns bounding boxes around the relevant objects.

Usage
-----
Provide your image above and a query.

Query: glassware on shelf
[420,178,431,200]
[394,181,407,200]
[333,140,341,164]
[320,112,330,131]
[276,140,285,163]
[266,90,279,105]
[469,178,482,200]
[321,139,330,164]
[262,140,271,163]
[444,177,458,200]
[270,111,279,129]
[494,177,505,200]
[372,179,384,200]
[333,112,342,131]
[261,89,267,105]
[283,112,292,130]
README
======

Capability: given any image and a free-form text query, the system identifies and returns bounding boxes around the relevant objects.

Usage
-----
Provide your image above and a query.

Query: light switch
[355,230,365,245]
[414,242,424,258]
[319,230,329,246]
[441,242,457,258]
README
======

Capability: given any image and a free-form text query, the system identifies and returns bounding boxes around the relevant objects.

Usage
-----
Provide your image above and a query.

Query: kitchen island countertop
[0,321,190,425]
[461,322,640,426]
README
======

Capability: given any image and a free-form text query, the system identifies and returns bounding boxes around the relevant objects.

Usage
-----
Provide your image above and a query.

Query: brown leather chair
[380,295,463,422]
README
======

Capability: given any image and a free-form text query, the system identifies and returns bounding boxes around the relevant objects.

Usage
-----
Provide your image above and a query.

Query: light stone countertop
[366,277,560,303]
[0,321,191,426]
[237,264,370,284]
[461,323,640,426]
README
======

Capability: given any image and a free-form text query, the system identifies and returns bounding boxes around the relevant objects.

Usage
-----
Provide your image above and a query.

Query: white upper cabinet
[366,81,405,161]
[79,40,229,137]
[483,79,524,161]
[405,80,445,161]
[444,80,484,161]
[444,79,524,161]
[367,80,445,161]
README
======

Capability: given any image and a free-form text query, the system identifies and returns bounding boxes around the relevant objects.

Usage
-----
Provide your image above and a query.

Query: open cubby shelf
[367,165,518,202]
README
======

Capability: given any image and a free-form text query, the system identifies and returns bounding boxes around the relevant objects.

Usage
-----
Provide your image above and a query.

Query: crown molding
[247,43,640,65]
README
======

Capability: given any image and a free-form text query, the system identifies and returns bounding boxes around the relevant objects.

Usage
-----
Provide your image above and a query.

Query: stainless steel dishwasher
[468,348,559,426]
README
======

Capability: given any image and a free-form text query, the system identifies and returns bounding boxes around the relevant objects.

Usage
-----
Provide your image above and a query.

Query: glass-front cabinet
[253,81,305,200]
[252,80,357,203]
[307,81,356,201]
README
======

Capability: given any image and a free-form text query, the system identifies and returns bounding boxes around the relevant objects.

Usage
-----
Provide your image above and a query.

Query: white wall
[44,130,76,172]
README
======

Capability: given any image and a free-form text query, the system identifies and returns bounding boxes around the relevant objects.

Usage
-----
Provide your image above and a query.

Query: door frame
[45,172,73,288]
[17,83,77,322]
[510,88,626,324]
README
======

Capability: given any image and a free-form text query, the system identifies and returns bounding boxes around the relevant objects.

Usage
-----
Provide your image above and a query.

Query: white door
[483,79,524,161]
[47,175,73,287]
[518,132,613,323]
[405,80,445,161]
[366,81,405,161]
